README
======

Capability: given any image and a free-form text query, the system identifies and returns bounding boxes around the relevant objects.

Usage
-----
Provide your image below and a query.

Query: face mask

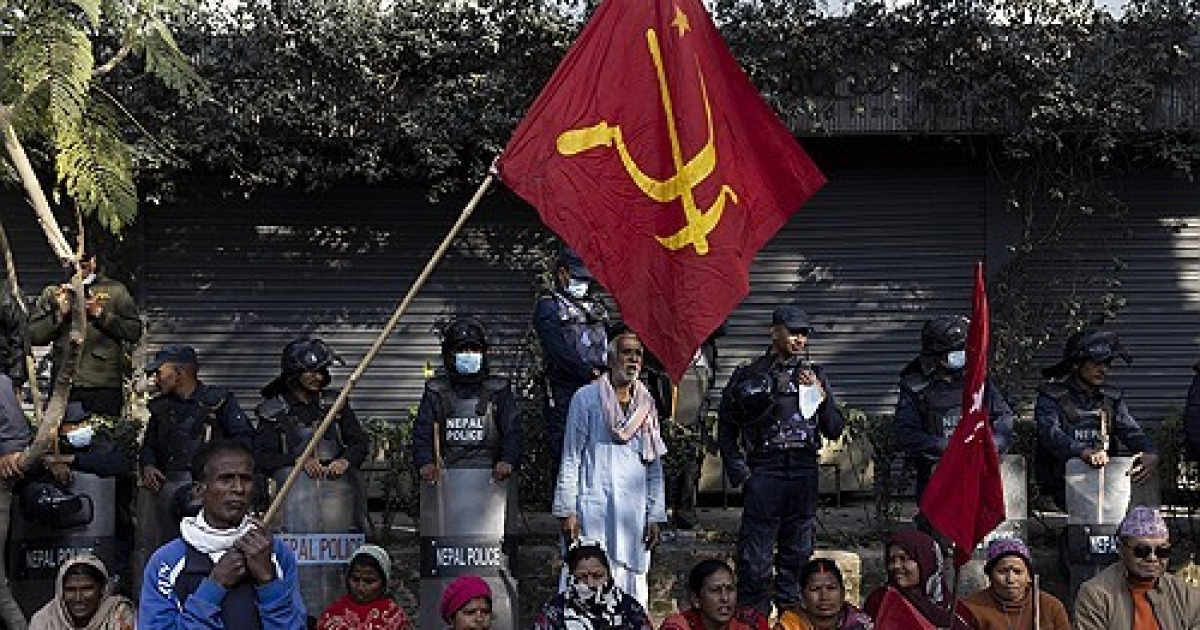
[946,350,967,371]
[566,279,590,299]
[65,425,95,449]
[81,273,97,286]
[570,578,598,602]
[454,352,483,375]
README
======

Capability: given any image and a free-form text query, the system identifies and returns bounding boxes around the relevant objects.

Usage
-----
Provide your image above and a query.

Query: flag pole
[1033,574,1042,630]
[264,174,496,525]
[946,543,962,630]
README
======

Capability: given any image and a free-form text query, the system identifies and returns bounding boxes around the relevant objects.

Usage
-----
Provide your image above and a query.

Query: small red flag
[919,262,1006,566]
[874,587,938,630]
[495,0,825,381]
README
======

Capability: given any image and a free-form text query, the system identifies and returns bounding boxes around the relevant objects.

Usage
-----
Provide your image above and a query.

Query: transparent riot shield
[9,472,117,616]
[132,470,192,597]
[1065,456,1141,597]
[418,467,517,630]
[957,455,1028,594]
[273,434,365,622]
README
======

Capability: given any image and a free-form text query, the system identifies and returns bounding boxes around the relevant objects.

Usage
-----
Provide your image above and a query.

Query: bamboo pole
[264,174,496,524]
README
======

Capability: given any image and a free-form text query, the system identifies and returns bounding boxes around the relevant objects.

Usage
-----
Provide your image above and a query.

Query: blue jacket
[138,537,306,630]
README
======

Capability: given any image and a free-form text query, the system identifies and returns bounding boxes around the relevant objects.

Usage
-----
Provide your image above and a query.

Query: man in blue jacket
[138,439,306,630]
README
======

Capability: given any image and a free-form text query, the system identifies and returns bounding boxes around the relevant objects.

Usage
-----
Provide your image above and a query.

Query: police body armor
[1040,382,1119,454]
[554,293,608,369]
[761,362,819,452]
[271,402,364,619]
[427,377,503,469]
[903,374,964,441]
[419,377,517,630]
[147,385,230,472]
[9,472,117,616]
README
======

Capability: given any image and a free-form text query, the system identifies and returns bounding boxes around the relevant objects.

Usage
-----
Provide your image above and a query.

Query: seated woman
[775,559,873,630]
[533,541,654,630]
[962,539,1069,630]
[317,545,413,630]
[864,530,977,629]
[659,559,768,630]
[441,575,493,630]
[30,554,135,630]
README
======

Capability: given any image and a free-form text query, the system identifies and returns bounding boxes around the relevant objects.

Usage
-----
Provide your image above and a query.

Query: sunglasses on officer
[1125,541,1172,560]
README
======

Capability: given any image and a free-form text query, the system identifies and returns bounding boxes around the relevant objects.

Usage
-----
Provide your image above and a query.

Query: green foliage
[1,0,201,234]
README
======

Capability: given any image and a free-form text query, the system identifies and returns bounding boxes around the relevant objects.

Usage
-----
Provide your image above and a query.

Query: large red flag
[495,0,825,381]
[918,262,1006,566]
[873,588,938,630]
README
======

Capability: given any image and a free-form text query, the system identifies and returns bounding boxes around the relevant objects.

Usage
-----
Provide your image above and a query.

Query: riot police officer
[717,306,845,614]
[893,315,1014,499]
[413,317,522,483]
[254,338,369,483]
[1034,330,1158,509]
[135,344,253,585]
[0,279,26,389]
[413,317,522,630]
[532,249,607,468]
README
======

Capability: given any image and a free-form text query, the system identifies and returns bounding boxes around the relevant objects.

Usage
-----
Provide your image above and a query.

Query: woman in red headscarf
[864,530,977,629]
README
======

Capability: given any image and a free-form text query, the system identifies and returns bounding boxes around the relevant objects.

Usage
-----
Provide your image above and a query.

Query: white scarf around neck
[180,511,255,562]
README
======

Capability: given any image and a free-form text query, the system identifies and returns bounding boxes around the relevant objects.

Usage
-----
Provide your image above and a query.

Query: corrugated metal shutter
[139,188,557,422]
[1013,174,1200,426]
[710,161,990,418]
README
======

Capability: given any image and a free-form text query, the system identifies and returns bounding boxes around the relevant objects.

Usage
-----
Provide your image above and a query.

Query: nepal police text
[437,545,502,568]
[446,416,486,442]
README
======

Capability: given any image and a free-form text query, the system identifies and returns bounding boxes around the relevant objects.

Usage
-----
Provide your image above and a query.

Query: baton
[1033,574,1041,630]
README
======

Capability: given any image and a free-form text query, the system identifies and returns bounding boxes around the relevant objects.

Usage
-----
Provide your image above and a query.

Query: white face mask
[81,273,97,286]
[946,350,967,371]
[454,352,483,375]
[65,425,95,449]
[566,279,590,299]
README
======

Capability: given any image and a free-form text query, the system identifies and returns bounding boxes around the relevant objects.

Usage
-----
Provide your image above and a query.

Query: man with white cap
[1075,505,1200,629]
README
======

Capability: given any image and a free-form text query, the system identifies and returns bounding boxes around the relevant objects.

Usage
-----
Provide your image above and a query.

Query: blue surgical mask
[566,279,590,299]
[65,425,95,449]
[946,350,967,371]
[454,352,483,375]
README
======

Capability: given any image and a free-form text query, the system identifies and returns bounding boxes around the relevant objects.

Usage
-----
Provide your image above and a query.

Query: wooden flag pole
[264,174,496,524]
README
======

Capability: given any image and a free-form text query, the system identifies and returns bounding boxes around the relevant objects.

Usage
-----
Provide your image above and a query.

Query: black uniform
[412,373,522,471]
[893,358,1015,497]
[718,352,844,613]
[532,290,607,465]
[139,383,253,474]
[253,390,369,476]
[1034,375,1155,507]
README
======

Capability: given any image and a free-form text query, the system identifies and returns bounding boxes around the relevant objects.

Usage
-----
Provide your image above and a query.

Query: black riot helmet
[21,482,93,529]
[729,371,775,427]
[1042,329,1131,378]
[921,315,969,355]
[441,317,487,355]
[281,338,336,376]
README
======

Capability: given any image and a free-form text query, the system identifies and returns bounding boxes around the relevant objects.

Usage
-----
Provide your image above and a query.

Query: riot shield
[132,470,193,597]
[273,434,365,622]
[9,472,117,617]
[419,467,517,630]
[1064,456,1150,597]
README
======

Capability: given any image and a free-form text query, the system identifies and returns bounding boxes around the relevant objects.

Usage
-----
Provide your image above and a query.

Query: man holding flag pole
[261,0,827,624]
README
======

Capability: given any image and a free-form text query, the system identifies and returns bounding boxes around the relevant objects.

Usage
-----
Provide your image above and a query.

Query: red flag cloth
[919,262,1006,566]
[873,587,938,630]
[495,0,825,381]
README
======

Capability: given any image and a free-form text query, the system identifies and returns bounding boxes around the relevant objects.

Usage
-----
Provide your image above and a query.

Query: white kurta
[552,381,667,577]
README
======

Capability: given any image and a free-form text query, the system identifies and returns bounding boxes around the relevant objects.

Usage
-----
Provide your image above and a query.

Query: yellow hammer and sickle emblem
[555,23,738,256]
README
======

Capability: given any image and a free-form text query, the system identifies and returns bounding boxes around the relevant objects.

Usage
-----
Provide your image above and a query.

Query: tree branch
[93,44,133,78]
[0,117,75,264]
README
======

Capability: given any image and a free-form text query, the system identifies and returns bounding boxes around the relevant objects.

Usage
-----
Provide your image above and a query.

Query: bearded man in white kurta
[553,330,668,607]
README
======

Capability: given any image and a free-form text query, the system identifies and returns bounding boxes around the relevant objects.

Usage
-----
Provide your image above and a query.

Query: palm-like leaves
[1,0,199,234]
